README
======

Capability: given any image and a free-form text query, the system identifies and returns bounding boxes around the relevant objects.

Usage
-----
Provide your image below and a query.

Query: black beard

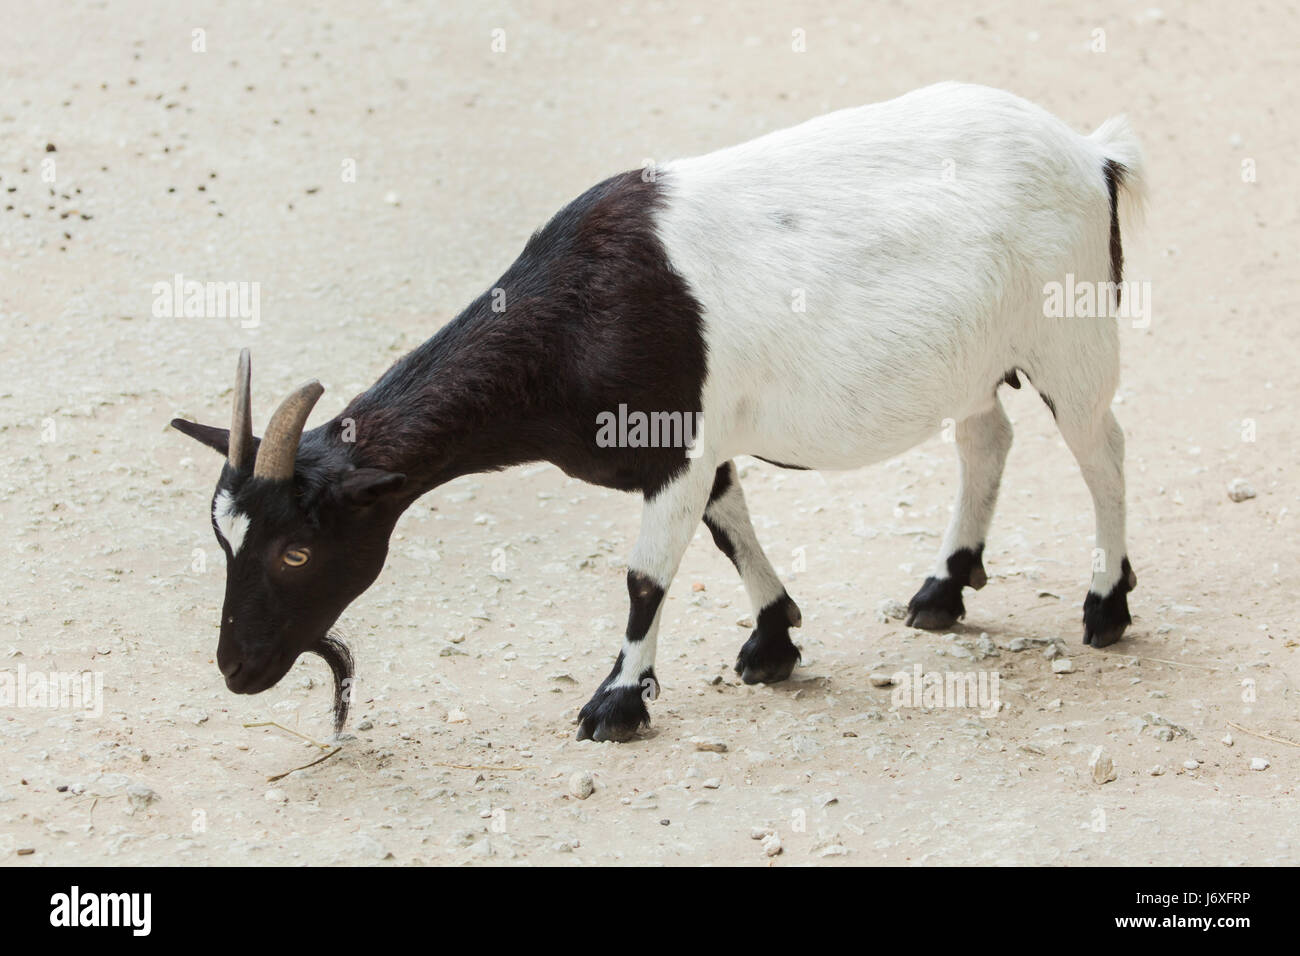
[310,632,355,735]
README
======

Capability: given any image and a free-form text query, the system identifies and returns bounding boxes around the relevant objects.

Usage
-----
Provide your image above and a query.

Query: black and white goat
[173,83,1145,742]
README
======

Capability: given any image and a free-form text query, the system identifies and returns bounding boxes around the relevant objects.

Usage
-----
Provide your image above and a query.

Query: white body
[657,82,1142,470]
[603,84,1145,698]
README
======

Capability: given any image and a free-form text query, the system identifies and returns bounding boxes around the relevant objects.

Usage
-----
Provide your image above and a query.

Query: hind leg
[907,397,1013,630]
[703,462,802,684]
[1056,407,1137,647]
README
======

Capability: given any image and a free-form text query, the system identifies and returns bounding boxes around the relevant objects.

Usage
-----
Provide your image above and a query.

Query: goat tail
[1090,114,1148,230]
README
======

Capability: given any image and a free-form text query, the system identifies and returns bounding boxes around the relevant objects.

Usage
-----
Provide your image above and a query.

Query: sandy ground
[1,0,1298,866]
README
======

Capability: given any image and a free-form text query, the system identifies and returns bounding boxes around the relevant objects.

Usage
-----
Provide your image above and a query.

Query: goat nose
[217,643,244,679]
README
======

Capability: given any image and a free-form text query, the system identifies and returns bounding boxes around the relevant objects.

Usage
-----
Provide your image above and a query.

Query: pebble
[568,771,595,800]
[125,783,159,812]
[1007,636,1054,652]
[701,778,721,789]
[265,788,288,803]
[868,672,895,687]
[1051,658,1074,674]
[1249,757,1270,771]
[1149,764,1165,776]
[446,708,469,723]
[875,598,908,622]
[1227,479,1256,502]
[1088,746,1117,785]
[1222,733,1233,747]
[1183,760,1200,771]
[761,833,782,857]
[691,736,728,753]
[1143,713,1192,741]
[818,844,847,857]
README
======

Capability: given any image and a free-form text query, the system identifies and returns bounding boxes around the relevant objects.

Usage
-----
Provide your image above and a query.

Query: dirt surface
[1,1,1297,866]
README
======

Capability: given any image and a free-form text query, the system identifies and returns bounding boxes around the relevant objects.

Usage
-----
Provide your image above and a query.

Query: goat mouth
[224,651,296,695]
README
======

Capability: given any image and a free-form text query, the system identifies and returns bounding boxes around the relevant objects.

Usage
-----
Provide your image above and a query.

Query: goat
[172,82,1145,742]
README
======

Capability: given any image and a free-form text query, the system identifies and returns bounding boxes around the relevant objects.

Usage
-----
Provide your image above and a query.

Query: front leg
[577,464,713,742]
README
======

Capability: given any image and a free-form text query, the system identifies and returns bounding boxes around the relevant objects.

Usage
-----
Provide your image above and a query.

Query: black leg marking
[576,570,664,742]
[734,592,802,684]
[702,464,739,564]
[906,545,987,631]
[623,569,664,640]
[1083,556,1136,648]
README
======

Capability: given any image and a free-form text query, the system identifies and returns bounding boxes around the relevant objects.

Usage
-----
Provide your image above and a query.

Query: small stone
[1227,479,1256,502]
[356,718,374,731]
[125,783,159,812]
[265,788,288,803]
[1249,757,1270,771]
[568,771,595,800]
[702,778,721,789]
[1222,733,1234,746]
[691,736,727,753]
[1148,764,1165,776]
[761,833,782,857]
[1051,658,1074,674]
[875,598,908,622]
[1088,746,1117,784]
[383,190,400,205]
[446,708,469,723]
[1183,759,1199,771]
[868,672,895,687]
[818,844,847,857]
[750,826,774,840]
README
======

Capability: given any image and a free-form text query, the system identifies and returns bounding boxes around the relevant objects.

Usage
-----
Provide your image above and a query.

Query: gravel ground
[1,0,1297,866]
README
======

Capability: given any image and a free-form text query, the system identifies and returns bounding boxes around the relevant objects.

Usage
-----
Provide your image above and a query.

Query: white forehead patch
[213,489,251,556]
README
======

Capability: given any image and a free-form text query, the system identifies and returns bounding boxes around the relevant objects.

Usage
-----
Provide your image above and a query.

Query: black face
[175,420,407,696]
[210,464,407,694]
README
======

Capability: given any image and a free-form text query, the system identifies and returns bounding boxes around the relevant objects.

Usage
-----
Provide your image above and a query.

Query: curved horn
[252,379,324,481]
[228,349,254,471]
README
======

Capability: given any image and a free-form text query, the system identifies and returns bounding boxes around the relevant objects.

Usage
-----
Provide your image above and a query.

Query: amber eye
[283,548,310,568]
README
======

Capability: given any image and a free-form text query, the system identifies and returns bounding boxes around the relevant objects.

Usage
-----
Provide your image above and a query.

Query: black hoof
[576,679,652,742]
[904,604,960,631]
[905,546,985,631]
[1083,558,1135,648]
[734,594,802,684]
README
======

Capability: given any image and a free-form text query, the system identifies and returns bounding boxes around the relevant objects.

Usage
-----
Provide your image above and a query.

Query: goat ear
[339,468,406,506]
[171,419,231,457]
